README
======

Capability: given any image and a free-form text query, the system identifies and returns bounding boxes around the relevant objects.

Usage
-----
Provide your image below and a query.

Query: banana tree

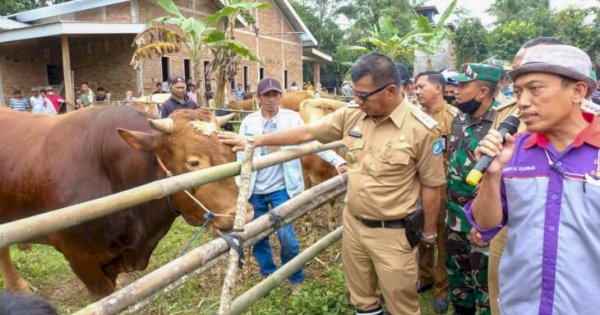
[130,0,265,106]
[206,0,270,108]
[413,0,457,70]
[348,14,435,71]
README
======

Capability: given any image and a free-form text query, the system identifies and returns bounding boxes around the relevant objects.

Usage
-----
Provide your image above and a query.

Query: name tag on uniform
[348,130,363,138]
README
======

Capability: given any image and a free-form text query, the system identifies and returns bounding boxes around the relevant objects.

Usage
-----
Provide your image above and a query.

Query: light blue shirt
[237,108,346,197]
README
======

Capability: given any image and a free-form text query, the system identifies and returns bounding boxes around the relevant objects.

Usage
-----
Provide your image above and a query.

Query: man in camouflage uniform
[446,63,502,315]
[415,71,458,314]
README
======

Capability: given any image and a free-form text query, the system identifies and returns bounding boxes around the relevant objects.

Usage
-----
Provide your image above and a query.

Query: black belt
[355,216,405,229]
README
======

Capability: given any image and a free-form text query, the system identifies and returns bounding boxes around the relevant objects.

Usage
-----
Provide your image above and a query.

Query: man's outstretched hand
[217,133,247,152]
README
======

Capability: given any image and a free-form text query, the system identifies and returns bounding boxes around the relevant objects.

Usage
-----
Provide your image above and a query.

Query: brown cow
[298,99,348,230]
[0,106,250,300]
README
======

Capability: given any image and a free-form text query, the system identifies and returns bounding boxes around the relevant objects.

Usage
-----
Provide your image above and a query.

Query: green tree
[487,0,550,24]
[130,0,264,106]
[290,0,344,55]
[453,18,489,67]
[413,0,457,70]
[291,0,348,86]
[0,0,71,15]
[555,7,600,62]
[337,0,416,41]
[351,15,429,66]
[207,0,270,107]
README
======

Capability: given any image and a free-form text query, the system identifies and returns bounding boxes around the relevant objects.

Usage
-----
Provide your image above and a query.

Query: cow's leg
[0,247,30,293]
[63,249,116,300]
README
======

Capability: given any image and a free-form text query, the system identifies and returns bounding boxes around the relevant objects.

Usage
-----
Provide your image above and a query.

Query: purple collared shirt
[465,113,600,315]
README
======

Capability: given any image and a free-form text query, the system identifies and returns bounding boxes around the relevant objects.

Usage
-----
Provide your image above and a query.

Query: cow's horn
[148,118,174,133]
[216,113,235,127]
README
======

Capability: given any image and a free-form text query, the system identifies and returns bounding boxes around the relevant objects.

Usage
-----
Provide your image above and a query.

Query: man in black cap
[160,76,200,118]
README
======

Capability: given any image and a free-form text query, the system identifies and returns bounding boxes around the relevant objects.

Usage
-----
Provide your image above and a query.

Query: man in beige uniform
[414,71,457,313]
[220,53,446,315]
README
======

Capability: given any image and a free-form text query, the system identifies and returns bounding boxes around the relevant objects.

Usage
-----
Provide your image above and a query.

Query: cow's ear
[117,128,158,152]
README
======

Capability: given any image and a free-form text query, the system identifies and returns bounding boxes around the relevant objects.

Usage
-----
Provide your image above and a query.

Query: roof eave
[8,0,131,23]
[273,0,317,47]
[0,22,147,44]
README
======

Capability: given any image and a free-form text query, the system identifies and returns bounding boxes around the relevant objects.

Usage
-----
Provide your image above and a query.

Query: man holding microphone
[467,44,600,314]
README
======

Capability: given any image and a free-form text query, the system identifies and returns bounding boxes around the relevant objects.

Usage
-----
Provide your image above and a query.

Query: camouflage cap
[455,63,502,83]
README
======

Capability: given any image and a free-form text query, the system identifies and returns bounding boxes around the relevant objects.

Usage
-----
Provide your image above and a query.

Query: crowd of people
[3,34,600,315]
[219,36,600,315]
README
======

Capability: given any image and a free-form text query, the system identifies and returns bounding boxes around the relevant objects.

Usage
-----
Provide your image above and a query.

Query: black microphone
[466,115,520,186]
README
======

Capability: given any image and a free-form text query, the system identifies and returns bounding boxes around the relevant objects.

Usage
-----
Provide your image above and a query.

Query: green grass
[1,208,452,315]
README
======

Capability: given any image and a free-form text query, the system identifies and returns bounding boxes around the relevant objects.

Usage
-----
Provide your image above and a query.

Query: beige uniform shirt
[308,97,446,220]
[423,102,458,169]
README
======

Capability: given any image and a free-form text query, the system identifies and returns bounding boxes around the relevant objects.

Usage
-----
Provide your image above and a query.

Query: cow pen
[0,140,348,314]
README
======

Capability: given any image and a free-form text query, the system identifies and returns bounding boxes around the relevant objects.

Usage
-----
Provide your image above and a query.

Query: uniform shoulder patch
[495,99,517,111]
[432,139,444,156]
[446,105,459,116]
[411,107,438,130]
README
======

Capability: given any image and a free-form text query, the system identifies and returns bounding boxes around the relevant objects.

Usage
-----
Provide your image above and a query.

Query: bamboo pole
[0,141,343,248]
[218,141,255,315]
[126,183,345,315]
[230,226,343,315]
[74,174,347,315]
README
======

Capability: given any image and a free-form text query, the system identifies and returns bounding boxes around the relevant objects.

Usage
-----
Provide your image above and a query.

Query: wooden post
[74,175,347,315]
[218,140,255,315]
[61,35,74,110]
[312,62,320,87]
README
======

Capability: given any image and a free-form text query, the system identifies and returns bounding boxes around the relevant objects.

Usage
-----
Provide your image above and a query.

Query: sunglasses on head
[352,83,394,101]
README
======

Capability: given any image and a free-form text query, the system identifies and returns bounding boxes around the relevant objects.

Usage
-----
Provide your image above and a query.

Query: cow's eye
[189,160,200,167]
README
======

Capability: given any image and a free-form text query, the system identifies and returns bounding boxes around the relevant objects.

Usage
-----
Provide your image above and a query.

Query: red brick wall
[0,39,62,105]
[69,36,137,101]
[0,0,306,105]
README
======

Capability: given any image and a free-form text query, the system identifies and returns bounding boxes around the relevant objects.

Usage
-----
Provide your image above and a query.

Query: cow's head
[117,108,252,232]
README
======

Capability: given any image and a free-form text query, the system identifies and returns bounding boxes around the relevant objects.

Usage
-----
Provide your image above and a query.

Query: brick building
[0,0,329,107]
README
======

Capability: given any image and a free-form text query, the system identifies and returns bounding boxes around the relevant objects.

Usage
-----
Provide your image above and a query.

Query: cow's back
[0,106,176,280]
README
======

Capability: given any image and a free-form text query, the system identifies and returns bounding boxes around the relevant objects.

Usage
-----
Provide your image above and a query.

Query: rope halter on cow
[155,154,234,219]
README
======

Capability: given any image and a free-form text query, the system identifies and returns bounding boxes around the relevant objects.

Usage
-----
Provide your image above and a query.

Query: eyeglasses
[352,83,394,101]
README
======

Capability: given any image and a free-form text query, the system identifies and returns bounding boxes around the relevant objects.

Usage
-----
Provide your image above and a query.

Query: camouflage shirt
[446,101,498,232]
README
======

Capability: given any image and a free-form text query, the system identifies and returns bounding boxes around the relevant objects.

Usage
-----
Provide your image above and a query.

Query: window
[204,60,211,82]
[284,70,288,89]
[259,67,265,80]
[243,66,248,91]
[46,65,63,85]
[161,57,170,83]
[184,59,191,82]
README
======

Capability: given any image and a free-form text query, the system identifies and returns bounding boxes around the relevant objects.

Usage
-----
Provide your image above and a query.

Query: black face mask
[456,98,482,114]
[443,95,456,104]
